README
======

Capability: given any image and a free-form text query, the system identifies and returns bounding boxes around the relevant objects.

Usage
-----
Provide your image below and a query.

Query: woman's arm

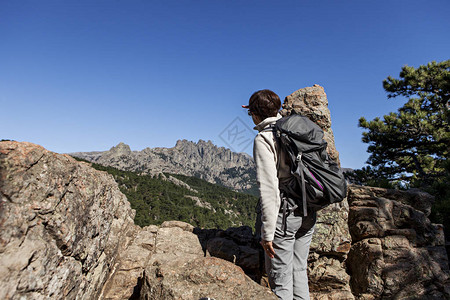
[253,133,280,243]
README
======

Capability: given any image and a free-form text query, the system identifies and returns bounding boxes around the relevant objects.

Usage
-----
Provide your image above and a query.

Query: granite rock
[281,84,340,164]
[347,185,450,299]
[0,141,136,300]
[140,257,277,300]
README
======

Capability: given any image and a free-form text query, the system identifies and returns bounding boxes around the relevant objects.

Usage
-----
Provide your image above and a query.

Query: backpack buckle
[296,153,302,162]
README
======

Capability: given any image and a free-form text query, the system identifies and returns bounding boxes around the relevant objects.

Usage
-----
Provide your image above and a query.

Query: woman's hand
[261,240,275,259]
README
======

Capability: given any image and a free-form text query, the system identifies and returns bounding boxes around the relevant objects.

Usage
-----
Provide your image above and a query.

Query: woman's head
[246,89,281,121]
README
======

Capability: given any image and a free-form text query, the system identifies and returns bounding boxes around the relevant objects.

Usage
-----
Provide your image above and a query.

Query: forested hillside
[72,156,259,229]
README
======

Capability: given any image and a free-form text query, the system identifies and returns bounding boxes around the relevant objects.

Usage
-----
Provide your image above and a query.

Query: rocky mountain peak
[197,139,214,146]
[109,142,132,155]
[174,139,190,149]
[174,139,215,149]
[71,138,256,193]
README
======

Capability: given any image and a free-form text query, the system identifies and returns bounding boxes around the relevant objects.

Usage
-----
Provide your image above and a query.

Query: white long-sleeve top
[253,113,291,241]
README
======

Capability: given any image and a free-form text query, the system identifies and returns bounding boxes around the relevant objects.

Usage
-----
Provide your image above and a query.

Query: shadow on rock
[193,226,266,285]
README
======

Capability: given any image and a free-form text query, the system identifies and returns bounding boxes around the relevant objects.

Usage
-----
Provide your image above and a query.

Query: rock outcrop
[281,84,340,164]
[0,141,137,300]
[347,185,450,299]
[69,140,256,193]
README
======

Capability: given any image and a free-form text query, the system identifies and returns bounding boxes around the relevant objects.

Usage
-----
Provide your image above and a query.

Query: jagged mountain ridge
[69,139,257,193]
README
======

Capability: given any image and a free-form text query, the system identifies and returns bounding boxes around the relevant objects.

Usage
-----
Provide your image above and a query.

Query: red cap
[242,105,249,108]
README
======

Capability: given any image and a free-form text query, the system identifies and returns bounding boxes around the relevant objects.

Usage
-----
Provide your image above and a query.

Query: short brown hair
[248,89,281,119]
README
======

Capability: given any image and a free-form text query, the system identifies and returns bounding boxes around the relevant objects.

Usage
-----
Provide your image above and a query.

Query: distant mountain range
[69,140,258,195]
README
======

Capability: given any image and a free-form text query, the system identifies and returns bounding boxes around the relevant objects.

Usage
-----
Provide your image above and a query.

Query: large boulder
[141,256,276,300]
[0,141,137,300]
[139,223,277,300]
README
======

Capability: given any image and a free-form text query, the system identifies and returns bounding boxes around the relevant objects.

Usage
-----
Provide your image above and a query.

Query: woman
[243,89,316,300]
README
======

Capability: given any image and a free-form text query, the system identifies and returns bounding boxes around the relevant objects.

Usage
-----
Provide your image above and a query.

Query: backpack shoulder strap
[262,124,283,173]
[260,125,281,169]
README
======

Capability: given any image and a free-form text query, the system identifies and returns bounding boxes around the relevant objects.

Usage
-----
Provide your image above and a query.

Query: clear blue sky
[1,1,449,169]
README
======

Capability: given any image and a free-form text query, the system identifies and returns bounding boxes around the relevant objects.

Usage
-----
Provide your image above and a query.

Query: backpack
[270,114,347,217]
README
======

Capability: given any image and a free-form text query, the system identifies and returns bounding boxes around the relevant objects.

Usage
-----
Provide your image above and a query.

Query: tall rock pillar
[281,84,341,165]
[281,85,353,299]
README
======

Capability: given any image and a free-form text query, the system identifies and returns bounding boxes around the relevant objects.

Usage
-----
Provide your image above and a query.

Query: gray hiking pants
[259,205,316,300]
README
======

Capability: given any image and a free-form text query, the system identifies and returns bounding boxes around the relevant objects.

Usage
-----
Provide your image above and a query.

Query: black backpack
[270,114,347,217]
